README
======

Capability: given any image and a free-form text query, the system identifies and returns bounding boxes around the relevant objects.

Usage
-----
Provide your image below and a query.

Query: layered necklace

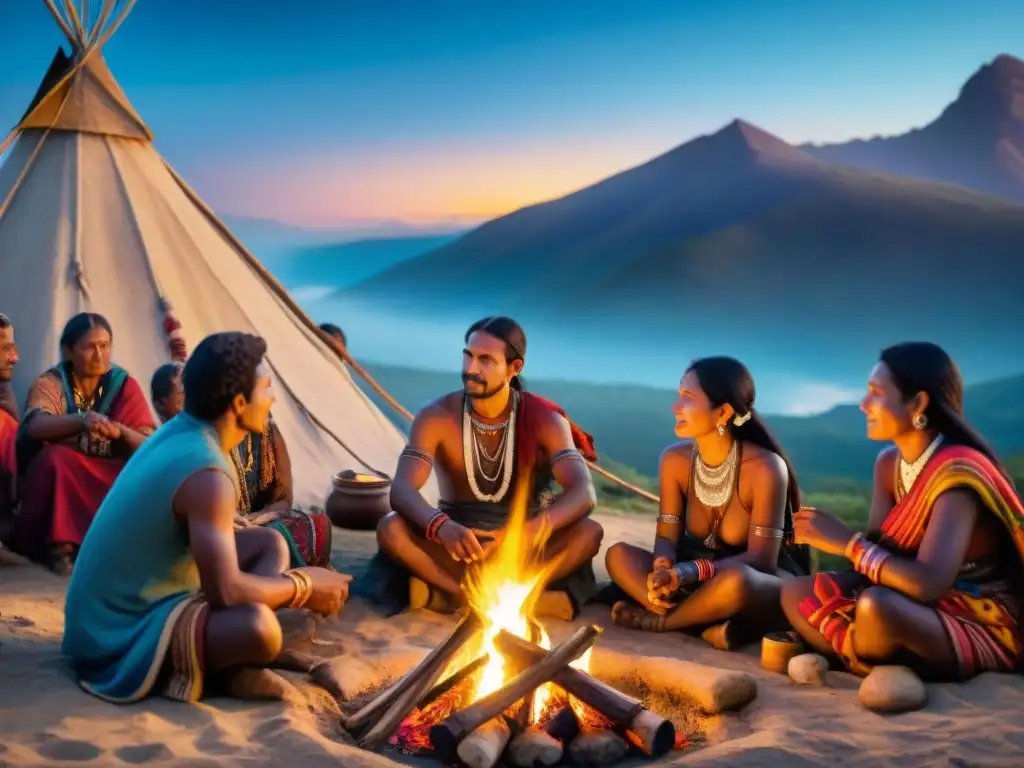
[898,434,943,496]
[693,439,739,548]
[463,390,518,503]
[230,433,255,513]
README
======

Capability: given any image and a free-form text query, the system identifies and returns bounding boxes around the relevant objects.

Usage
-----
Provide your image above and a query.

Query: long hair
[879,342,1009,481]
[687,356,802,516]
[465,316,527,391]
[60,312,112,354]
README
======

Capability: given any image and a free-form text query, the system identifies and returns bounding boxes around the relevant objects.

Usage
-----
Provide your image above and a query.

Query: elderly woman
[783,343,1024,680]
[10,313,155,575]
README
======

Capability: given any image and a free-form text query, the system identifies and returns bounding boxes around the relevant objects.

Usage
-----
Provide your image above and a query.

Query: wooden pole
[430,625,601,762]
[495,631,676,757]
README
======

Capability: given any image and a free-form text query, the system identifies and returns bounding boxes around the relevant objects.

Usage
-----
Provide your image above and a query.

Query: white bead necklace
[463,391,518,503]
[899,434,943,495]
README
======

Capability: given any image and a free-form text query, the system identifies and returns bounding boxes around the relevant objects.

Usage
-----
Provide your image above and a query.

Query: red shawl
[0,407,16,518]
[515,392,597,473]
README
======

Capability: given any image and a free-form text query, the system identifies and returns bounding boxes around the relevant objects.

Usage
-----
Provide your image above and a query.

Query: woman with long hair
[605,356,808,647]
[782,342,1024,680]
[9,313,155,574]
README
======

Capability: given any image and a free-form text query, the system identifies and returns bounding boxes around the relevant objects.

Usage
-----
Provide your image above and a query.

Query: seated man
[63,332,352,704]
[151,359,331,567]
[150,362,184,424]
[11,313,155,575]
[368,316,603,620]
[0,313,19,536]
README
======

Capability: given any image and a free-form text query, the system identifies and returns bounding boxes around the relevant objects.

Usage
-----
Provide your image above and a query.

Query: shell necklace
[899,434,943,495]
[463,390,518,503]
[693,439,739,548]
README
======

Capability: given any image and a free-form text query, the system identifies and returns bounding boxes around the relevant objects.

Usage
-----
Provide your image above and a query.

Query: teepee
[0,1,432,505]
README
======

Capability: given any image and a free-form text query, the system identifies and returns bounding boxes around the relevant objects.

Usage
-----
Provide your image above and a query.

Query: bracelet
[284,569,313,609]
[750,525,784,539]
[425,512,450,543]
[852,541,891,583]
[845,532,866,561]
[658,513,681,525]
[672,562,697,585]
[693,559,716,582]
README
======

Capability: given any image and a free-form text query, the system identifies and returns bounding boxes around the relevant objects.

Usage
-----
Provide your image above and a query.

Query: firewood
[416,655,488,709]
[568,730,628,766]
[430,625,601,762]
[507,727,563,767]
[343,612,482,748]
[495,631,676,757]
[542,706,580,743]
[456,717,513,768]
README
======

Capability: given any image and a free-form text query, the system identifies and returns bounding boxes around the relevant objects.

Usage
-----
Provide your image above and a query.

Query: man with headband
[365,316,604,619]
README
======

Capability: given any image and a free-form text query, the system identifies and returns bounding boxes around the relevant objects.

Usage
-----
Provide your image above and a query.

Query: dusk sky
[2,0,1022,227]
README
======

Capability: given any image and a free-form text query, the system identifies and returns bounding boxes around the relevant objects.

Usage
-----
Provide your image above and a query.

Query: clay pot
[760,630,805,675]
[325,469,392,531]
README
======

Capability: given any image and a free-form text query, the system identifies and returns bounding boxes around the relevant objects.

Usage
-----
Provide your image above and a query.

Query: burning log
[343,612,483,749]
[457,717,513,768]
[508,727,563,767]
[494,631,676,757]
[542,706,580,743]
[430,625,601,762]
[416,655,488,709]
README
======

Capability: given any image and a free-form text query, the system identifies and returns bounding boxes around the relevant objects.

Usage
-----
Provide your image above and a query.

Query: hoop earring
[912,413,928,430]
[717,424,726,436]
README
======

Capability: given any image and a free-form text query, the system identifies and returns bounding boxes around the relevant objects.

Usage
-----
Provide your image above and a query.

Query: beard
[462,374,504,400]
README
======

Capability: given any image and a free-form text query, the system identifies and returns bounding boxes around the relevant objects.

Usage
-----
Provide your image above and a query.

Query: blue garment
[62,412,232,702]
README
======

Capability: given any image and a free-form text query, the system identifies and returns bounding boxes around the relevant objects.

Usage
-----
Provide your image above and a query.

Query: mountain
[272,235,459,291]
[803,54,1024,202]
[358,363,1024,487]
[350,116,1024,380]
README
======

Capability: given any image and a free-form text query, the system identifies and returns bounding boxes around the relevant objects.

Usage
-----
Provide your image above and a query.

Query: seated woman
[782,342,1024,680]
[231,414,333,569]
[10,313,155,574]
[605,356,808,648]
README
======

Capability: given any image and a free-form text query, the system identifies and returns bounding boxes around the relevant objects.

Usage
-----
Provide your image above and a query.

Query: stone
[507,728,563,767]
[858,665,927,713]
[788,653,829,686]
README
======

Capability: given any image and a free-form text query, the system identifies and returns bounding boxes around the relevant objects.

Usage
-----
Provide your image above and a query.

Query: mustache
[462,374,485,386]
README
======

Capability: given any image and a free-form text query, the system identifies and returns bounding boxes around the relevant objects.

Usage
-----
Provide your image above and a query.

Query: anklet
[425,512,450,543]
[284,569,312,609]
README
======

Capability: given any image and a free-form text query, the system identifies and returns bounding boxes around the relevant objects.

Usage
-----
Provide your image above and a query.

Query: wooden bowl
[326,469,392,530]
[761,630,805,675]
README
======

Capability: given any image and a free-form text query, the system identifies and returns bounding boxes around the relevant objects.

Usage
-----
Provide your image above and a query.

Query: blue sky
[2,0,1022,226]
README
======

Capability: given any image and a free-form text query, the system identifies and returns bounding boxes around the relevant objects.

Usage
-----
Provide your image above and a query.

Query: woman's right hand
[302,568,352,616]
[81,411,116,438]
[646,567,679,613]
[436,520,485,563]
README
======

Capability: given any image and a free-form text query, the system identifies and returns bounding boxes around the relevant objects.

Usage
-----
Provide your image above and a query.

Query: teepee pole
[41,0,79,50]
[61,0,88,48]
[86,0,116,48]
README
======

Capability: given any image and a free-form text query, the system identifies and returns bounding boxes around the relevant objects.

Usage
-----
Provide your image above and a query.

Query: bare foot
[610,601,666,632]
[700,621,735,651]
[216,667,302,703]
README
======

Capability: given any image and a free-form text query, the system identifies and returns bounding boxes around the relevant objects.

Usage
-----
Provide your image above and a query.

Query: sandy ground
[2,511,1023,767]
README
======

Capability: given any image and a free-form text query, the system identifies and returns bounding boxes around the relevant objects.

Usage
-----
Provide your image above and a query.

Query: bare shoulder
[659,441,693,476]
[173,468,235,518]
[873,445,899,491]
[417,393,463,425]
[740,442,787,482]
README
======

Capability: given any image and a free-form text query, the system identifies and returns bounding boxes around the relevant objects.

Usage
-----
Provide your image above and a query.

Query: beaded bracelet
[672,559,717,586]
[425,512,450,543]
[285,569,313,609]
[694,559,716,582]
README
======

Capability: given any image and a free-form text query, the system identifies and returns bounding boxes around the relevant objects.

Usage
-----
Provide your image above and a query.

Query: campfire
[341,491,686,767]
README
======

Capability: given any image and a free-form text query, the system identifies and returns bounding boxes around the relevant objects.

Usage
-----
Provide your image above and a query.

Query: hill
[358,363,1024,488]
[804,54,1024,203]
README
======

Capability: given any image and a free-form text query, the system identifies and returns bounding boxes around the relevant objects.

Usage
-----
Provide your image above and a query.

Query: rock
[858,665,927,713]
[507,727,563,767]
[788,653,829,686]
[568,731,628,766]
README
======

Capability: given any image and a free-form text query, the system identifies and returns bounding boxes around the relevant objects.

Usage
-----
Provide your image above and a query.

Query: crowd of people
[0,309,1021,707]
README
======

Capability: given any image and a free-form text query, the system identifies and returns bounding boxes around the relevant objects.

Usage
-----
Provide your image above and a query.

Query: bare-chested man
[373,316,603,620]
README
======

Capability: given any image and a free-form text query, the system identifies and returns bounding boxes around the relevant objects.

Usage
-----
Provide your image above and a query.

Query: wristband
[850,539,891,583]
[425,512,450,543]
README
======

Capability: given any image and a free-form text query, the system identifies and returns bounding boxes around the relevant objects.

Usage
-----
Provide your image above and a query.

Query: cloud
[778,381,861,416]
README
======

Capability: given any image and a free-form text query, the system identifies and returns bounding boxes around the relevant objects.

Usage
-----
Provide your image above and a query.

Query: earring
[912,413,928,430]
[718,424,726,436]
